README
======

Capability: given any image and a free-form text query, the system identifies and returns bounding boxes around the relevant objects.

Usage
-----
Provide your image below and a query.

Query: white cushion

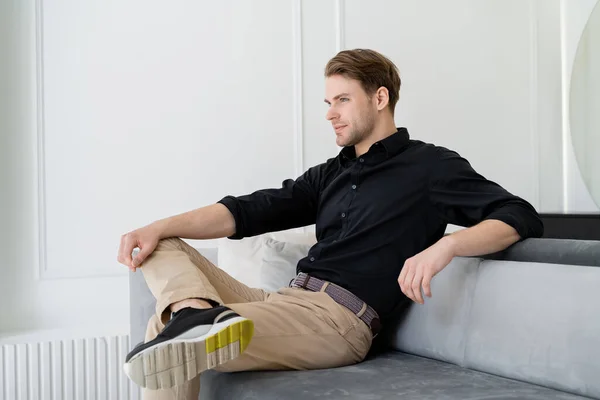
[217,227,316,289]
[217,235,264,287]
[259,237,314,291]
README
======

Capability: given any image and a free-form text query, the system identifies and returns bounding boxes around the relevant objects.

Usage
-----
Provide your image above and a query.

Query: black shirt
[218,128,543,321]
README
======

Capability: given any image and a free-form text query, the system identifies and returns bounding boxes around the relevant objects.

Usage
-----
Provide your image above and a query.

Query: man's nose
[326,107,338,121]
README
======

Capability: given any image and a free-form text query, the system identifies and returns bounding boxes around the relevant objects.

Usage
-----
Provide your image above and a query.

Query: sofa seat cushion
[199,351,588,399]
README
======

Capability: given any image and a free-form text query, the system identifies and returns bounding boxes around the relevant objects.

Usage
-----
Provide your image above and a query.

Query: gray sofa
[129,238,600,399]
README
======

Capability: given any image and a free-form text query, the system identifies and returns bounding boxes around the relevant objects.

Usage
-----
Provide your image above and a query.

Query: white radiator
[0,335,142,400]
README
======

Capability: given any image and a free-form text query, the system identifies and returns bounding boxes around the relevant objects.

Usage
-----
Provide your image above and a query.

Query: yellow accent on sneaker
[206,319,253,353]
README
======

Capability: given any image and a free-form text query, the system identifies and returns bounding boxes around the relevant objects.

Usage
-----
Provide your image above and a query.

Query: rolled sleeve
[217,195,249,240]
[217,166,321,240]
[483,201,544,239]
[429,148,543,240]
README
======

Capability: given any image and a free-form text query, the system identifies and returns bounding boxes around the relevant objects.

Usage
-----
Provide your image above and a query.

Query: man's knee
[155,237,185,252]
[156,238,212,268]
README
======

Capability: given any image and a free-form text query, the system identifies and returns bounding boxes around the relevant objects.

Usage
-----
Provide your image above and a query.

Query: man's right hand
[117,223,162,272]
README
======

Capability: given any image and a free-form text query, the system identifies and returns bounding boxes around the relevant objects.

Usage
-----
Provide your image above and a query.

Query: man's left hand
[398,238,456,304]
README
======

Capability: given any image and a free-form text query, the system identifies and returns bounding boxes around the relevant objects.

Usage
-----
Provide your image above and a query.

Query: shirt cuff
[217,196,245,240]
[484,206,543,240]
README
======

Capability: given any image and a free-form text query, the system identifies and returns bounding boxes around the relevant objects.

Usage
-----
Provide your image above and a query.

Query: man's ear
[374,86,390,111]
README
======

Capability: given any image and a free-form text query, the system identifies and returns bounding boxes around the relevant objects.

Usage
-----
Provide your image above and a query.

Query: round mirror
[570,1,600,209]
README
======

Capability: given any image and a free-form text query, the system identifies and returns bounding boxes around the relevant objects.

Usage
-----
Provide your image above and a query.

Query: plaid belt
[289,272,381,337]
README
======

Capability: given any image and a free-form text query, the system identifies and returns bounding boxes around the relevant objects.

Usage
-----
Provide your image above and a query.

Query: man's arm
[444,219,521,257]
[398,148,543,304]
[155,203,236,240]
[117,203,236,271]
[398,219,519,304]
[118,166,322,271]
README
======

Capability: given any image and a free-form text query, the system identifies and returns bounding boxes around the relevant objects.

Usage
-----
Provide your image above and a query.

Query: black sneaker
[123,306,254,389]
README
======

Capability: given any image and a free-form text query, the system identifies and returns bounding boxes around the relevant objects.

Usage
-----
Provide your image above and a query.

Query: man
[118,49,543,399]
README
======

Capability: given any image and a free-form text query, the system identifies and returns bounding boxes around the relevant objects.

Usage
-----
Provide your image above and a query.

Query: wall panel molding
[34,0,125,280]
[335,0,345,52]
[34,0,305,279]
[34,0,51,280]
[292,0,304,177]
[529,0,541,210]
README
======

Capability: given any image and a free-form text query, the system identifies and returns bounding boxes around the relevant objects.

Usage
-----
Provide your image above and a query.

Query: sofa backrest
[390,238,600,399]
[389,256,479,366]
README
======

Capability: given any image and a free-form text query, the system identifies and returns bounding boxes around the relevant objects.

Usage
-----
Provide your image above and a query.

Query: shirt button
[310,257,315,262]
[341,213,346,218]
[352,185,357,190]
[359,158,364,163]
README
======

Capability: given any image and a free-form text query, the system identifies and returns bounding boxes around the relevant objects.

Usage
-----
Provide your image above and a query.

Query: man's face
[325,75,376,148]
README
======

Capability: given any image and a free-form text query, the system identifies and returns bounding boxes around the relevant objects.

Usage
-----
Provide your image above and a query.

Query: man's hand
[117,223,163,272]
[398,237,456,304]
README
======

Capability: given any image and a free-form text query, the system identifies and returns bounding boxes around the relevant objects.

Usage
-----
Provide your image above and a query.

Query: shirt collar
[378,127,410,156]
[339,127,410,164]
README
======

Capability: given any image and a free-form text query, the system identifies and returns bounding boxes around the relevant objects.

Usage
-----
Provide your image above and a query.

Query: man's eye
[340,98,349,102]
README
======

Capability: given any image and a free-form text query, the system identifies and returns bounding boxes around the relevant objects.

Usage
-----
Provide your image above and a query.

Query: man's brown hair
[325,49,401,115]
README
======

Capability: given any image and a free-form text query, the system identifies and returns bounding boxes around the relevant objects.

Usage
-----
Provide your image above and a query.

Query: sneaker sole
[123,316,254,389]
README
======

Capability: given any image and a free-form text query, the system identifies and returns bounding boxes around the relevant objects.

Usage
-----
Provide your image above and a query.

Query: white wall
[0,0,594,338]
[0,0,130,337]
[346,0,546,208]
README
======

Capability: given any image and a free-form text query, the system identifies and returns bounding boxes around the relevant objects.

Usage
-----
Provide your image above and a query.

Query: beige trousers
[140,238,373,400]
